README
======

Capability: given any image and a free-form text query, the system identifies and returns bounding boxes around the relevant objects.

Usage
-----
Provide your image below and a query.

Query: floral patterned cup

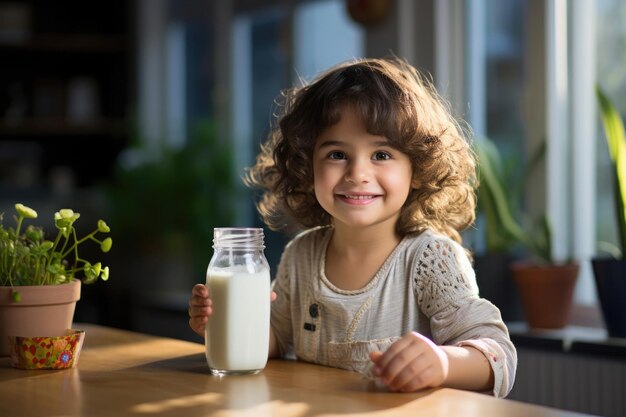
[8,329,85,370]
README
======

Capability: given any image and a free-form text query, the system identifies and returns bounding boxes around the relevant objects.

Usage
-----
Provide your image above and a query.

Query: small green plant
[596,85,626,258]
[475,136,552,263]
[0,203,112,302]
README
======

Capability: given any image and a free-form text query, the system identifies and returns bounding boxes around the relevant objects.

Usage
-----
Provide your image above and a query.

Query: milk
[205,269,270,374]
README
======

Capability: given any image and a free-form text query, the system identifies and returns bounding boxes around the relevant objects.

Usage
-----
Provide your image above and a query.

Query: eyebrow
[316,139,391,149]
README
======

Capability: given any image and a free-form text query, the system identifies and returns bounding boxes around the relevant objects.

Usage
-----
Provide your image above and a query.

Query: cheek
[313,164,331,199]
[313,163,338,187]
[382,167,413,193]
[314,176,334,202]
[313,175,334,214]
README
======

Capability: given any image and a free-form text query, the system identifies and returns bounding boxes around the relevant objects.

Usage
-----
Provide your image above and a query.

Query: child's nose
[345,158,371,183]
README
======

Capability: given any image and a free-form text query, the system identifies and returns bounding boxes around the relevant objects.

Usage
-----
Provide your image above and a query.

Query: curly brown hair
[244,57,477,244]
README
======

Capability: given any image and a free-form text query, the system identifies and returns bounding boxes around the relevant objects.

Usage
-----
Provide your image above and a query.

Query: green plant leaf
[475,136,527,251]
[596,85,626,255]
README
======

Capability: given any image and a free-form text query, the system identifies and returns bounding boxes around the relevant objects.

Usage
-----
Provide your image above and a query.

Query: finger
[188,293,212,315]
[387,333,448,392]
[376,333,429,383]
[189,295,211,315]
[192,283,209,297]
[189,317,207,336]
[188,308,210,319]
[369,351,384,378]
[376,336,413,372]
[188,296,213,316]
[380,345,421,387]
[399,366,438,392]
[270,291,277,302]
[190,294,211,307]
[387,356,432,392]
[190,286,211,305]
[190,315,207,328]
[370,351,383,363]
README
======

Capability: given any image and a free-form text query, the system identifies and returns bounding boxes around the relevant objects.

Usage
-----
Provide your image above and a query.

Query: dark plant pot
[511,262,579,329]
[591,257,626,338]
[474,252,524,322]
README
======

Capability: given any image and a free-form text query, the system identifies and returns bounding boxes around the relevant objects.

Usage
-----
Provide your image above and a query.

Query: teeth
[344,195,374,200]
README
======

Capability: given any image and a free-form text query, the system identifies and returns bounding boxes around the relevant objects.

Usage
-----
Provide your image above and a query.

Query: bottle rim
[213,227,265,249]
[213,227,263,233]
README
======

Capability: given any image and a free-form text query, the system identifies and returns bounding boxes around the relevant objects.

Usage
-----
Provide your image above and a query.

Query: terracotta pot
[511,262,579,329]
[0,279,81,356]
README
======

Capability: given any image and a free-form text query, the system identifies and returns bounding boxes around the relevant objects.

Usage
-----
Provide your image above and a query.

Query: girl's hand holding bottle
[188,284,211,337]
[188,284,277,338]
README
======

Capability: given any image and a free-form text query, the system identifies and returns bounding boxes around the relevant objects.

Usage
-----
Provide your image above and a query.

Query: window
[293,0,363,83]
[441,1,606,305]
[231,0,363,271]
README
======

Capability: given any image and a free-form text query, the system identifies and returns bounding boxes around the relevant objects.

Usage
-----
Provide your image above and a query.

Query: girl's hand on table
[370,331,449,392]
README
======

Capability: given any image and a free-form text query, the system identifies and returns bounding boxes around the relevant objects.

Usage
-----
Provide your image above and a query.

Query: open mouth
[337,194,381,205]
[343,194,376,200]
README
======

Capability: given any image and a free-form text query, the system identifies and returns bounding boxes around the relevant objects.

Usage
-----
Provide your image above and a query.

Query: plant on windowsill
[475,136,553,261]
[592,86,626,338]
[475,136,579,329]
[472,136,526,321]
[0,203,112,358]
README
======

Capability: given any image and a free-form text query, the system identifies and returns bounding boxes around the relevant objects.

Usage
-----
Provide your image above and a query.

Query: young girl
[188,57,517,398]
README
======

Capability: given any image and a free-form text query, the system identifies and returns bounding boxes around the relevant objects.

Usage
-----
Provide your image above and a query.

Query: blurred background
[0,0,624,351]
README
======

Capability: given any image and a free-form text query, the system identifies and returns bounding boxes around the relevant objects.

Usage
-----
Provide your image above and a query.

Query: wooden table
[0,324,597,417]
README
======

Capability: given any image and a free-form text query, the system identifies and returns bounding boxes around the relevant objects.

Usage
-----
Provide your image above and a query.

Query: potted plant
[475,136,579,329]
[593,86,626,338]
[473,136,526,321]
[0,203,112,356]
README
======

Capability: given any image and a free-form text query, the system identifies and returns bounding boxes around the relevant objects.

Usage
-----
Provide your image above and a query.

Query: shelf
[0,0,132,187]
[0,34,126,54]
[0,118,128,136]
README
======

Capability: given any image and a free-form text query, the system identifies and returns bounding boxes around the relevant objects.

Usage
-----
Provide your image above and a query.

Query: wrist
[440,345,493,391]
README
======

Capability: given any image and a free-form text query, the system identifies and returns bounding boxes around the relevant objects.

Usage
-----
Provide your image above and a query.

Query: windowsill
[506,303,626,357]
[567,303,605,328]
[507,320,626,358]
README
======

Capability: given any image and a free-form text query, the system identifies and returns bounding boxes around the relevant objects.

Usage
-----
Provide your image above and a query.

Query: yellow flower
[101,237,113,253]
[97,220,110,233]
[15,203,37,219]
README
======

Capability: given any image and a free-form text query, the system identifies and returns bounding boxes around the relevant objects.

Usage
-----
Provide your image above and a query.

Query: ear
[411,179,420,190]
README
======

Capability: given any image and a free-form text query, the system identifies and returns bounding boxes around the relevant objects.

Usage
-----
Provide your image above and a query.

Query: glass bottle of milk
[205,228,271,375]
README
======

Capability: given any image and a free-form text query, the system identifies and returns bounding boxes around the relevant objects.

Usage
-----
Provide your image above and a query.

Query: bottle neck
[212,227,265,250]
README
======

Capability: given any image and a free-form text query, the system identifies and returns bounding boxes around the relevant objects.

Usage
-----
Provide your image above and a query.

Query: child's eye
[373,151,391,160]
[328,151,346,160]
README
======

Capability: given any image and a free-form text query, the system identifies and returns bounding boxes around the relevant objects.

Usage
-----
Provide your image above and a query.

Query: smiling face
[313,105,413,232]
